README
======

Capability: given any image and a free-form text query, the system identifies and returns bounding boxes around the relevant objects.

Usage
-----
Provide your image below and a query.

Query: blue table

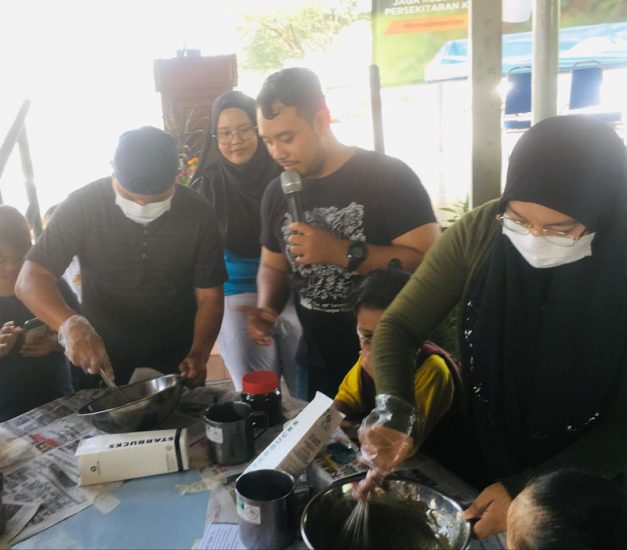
[16,466,209,549]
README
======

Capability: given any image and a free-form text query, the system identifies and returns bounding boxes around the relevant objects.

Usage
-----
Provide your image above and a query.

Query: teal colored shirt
[223,251,259,296]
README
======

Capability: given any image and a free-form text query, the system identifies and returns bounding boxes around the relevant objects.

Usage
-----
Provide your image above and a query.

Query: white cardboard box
[243,392,343,478]
[76,428,190,486]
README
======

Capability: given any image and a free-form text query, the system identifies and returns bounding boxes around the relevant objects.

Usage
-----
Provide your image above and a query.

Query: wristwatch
[346,240,368,272]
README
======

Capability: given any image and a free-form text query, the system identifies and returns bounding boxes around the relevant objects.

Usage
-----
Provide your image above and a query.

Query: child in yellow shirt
[333,263,455,448]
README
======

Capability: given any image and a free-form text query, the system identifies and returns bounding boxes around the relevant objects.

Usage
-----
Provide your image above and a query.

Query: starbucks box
[243,392,343,479]
[76,428,190,486]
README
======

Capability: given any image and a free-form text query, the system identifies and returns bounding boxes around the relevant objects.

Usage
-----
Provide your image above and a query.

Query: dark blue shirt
[0,282,77,421]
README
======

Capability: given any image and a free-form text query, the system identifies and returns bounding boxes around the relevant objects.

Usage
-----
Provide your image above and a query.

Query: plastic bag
[356,394,422,496]
[58,314,114,380]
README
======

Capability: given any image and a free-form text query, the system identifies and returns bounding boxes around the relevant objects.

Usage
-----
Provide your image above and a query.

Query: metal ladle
[99,368,118,389]
[98,363,139,402]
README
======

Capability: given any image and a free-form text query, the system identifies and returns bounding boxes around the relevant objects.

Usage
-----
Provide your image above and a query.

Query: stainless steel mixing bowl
[77,374,183,433]
[301,472,472,550]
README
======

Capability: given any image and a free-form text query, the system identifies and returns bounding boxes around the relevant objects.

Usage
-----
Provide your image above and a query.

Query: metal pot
[301,472,471,550]
[77,374,183,433]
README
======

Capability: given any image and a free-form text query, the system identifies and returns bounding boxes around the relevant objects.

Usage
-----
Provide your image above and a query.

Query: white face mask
[503,226,595,268]
[115,191,172,225]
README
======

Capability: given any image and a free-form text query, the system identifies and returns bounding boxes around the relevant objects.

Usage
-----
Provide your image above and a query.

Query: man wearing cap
[16,126,227,385]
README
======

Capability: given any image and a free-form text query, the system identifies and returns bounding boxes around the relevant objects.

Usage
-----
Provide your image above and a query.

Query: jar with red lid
[241,371,283,426]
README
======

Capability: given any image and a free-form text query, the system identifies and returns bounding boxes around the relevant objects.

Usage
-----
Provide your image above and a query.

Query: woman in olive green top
[362,115,627,538]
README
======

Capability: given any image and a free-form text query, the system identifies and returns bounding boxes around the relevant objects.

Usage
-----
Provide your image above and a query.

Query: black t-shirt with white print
[260,148,436,314]
[260,148,436,398]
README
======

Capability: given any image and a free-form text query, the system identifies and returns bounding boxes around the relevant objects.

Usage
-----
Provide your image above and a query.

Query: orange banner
[385,14,468,34]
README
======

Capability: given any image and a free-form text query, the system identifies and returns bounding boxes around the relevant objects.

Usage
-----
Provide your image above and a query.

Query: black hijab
[191,91,280,258]
[461,115,627,481]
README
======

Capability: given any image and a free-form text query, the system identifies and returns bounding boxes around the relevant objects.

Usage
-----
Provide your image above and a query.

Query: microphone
[280,170,304,223]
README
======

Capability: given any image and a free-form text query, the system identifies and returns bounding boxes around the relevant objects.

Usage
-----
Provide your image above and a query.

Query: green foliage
[164,109,204,186]
[439,196,470,225]
[506,0,627,32]
[237,0,369,73]
[561,0,627,26]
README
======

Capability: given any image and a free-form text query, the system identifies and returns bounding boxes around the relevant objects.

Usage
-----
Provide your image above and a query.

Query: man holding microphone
[242,68,439,400]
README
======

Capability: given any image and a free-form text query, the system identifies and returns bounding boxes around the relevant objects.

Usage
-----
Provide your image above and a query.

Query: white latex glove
[355,394,422,498]
[58,315,115,380]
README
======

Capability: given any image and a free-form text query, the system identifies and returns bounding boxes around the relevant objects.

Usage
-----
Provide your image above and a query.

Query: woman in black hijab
[359,115,627,538]
[192,91,304,396]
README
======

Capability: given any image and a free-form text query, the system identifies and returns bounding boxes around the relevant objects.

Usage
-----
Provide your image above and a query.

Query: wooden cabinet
[154,54,238,158]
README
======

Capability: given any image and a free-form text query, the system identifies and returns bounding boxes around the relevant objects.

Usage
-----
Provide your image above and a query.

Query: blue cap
[113,126,179,195]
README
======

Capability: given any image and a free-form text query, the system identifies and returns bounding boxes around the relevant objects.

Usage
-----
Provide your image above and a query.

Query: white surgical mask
[115,191,172,225]
[503,226,595,268]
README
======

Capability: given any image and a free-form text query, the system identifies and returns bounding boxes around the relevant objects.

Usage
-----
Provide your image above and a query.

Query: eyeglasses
[213,125,257,145]
[496,214,586,247]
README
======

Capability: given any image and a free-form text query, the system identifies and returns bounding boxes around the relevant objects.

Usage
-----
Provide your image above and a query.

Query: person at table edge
[362,115,627,538]
[15,126,227,385]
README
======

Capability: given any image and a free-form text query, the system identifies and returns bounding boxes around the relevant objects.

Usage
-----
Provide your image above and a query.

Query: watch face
[347,241,368,271]
[349,242,366,259]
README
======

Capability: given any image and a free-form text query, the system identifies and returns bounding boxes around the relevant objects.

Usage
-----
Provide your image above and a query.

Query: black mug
[236,469,296,549]
[203,402,268,465]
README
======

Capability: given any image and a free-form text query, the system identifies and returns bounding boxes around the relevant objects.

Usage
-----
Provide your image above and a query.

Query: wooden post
[18,127,42,237]
[369,64,385,153]
[0,99,31,203]
[469,0,503,207]
[154,54,238,159]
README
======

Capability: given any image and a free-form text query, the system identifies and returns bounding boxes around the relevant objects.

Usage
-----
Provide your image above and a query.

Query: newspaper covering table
[0,499,39,547]
[0,381,230,545]
[2,380,506,549]
[0,390,119,544]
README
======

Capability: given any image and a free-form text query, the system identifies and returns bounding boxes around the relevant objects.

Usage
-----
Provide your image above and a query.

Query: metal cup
[236,469,295,550]
[203,402,267,465]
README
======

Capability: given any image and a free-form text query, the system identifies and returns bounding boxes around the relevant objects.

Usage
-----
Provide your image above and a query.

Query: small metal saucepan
[301,472,472,550]
[77,374,184,433]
